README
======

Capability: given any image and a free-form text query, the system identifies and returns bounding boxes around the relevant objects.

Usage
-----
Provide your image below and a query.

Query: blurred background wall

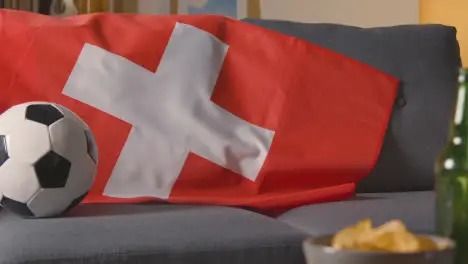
[419,0,467,66]
[259,0,419,27]
[0,0,465,65]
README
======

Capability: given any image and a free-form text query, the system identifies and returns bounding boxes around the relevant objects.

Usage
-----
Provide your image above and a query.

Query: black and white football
[0,102,98,218]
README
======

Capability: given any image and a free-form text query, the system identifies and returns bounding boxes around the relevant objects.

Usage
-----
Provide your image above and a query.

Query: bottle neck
[441,68,468,172]
[452,69,468,138]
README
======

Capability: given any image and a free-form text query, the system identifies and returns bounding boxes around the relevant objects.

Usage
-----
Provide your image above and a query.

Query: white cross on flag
[0,11,398,211]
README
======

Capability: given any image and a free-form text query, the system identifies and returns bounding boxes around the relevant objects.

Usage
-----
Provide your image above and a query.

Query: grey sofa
[0,19,461,264]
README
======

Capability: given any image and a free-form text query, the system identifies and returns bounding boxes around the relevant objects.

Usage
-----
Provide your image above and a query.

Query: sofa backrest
[242,19,462,193]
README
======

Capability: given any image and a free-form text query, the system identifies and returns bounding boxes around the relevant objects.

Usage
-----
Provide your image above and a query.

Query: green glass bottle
[436,67,468,264]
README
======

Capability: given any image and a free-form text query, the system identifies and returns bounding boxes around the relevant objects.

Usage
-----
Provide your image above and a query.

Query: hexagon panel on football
[28,188,77,217]
[34,151,71,189]
[0,135,9,167]
[49,118,88,160]
[0,104,28,135]
[52,103,85,124]
[26,104,64,126]
[7,120,52,164]
[0,159,40,203]
[65,154,97,198]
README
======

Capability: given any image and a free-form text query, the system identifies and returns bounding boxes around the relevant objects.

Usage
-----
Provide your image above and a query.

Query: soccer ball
[0,102,98,218]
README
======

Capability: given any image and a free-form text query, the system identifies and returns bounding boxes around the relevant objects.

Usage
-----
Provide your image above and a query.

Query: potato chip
[331,219,449,253]
[331,219,372,249]
[417,236,441,251]
[361,228,420,252]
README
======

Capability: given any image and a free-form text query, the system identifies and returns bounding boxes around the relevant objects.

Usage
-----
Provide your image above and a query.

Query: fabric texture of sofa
[0,19,461,264]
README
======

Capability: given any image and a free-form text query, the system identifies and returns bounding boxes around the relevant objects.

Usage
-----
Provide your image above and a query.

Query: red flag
[0,10,398,211]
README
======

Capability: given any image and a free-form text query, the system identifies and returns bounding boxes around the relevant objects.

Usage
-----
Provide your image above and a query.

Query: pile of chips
[331,219,451,253]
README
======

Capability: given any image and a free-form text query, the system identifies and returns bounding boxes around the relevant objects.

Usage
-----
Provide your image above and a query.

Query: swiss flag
[0,10,398,212]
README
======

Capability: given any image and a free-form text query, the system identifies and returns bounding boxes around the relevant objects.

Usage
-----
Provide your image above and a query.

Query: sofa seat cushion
[278,191,434,236]
[0,204,307,264]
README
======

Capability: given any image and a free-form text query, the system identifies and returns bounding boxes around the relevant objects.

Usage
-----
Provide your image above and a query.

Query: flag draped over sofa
[0,10,398,211]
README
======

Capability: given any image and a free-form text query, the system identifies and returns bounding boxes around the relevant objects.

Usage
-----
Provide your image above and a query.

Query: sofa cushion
[242,19,461,193]
[278,191,434,236]
[0,205,307,264]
